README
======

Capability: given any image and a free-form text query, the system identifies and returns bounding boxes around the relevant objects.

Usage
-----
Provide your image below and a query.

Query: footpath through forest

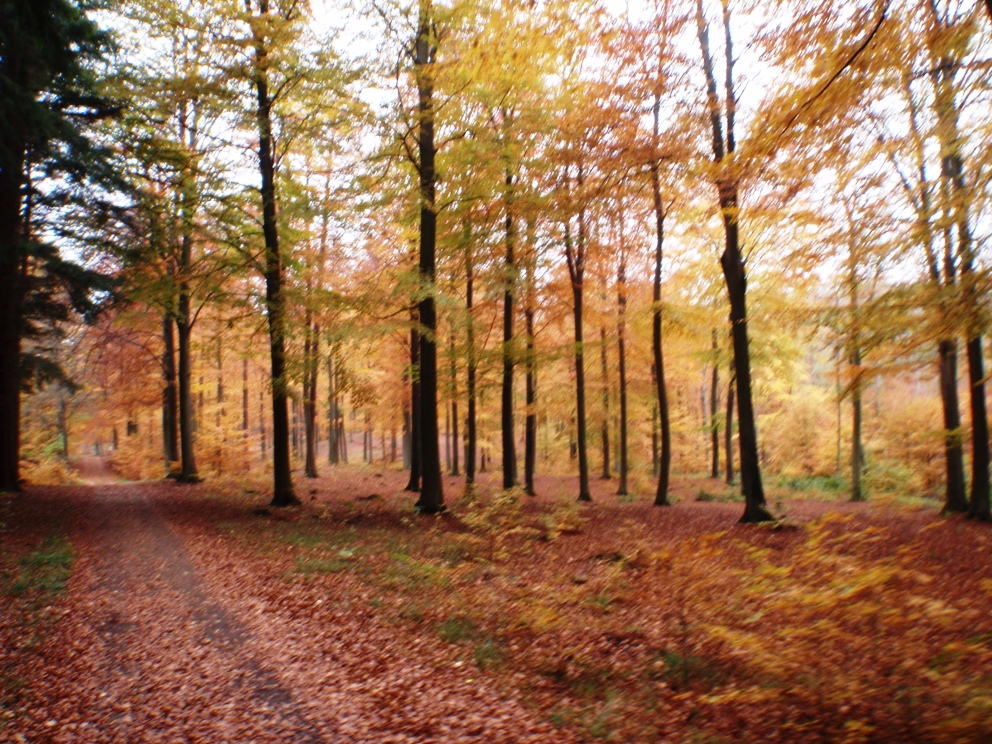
[1,462,561,743]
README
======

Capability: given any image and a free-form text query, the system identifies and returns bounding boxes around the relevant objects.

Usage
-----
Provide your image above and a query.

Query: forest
[4,1,992,740]
[2,0,991,522]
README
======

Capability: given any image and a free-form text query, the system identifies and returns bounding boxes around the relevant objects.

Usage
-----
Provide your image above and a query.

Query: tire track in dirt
[67,484,333,742]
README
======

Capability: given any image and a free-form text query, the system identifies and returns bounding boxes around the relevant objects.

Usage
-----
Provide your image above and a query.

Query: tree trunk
[176,295,199,482]
[938,340,968,512]
[616,248,628,496]
[695,0,770,522]
[405,323,421,490]
[599,326,610,480]
[413,4,443,513]
[501,170,517,490]
[650,98,671,507]
[304,323,319,478]
[565,217,591,502]
[851,347,864,502]
[0,122,25,493]
[650,195,671,506]
[449,331,459,476]
[966,335,990,520]
[259,386,266,458]
[524,261,537,497]
[249,0,296,507]
[215,337,224,428]
[721,212,771,522]
[444,406,451,472]
[465,242,477,488]
[651,401,659,478]
[162,313,179,471]
[328,351,338,465]
[710,331,719,479]
[726,366,735,485]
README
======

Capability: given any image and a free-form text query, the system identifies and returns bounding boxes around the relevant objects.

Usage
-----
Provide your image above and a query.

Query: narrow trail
[75,484,332,742]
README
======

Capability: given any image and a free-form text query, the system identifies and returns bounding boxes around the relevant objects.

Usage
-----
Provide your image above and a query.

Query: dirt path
[5,481,561,743]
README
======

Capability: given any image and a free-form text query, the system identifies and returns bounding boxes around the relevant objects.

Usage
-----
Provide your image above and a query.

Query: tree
[411,0,444,513]
[694,0,772,522]
[0,0,118,491]
[244,0,300,506]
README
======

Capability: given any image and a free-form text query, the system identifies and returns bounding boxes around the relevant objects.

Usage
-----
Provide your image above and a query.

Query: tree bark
[449,331,459,476]
[249,0,296,507]
[649,94,671,507]
[405,323,421,490]
[0,113,25,492]
[599,326,610,480]
[413,2,443,513]
[176,284,199,482]
[726,366,735,485]
[465,238,477,488]
[610,234,625,497]
[565,213,591,502]
[501,170,517,490]
[710,331,719,479]
[162,313,179,471]
[851,347,864,502]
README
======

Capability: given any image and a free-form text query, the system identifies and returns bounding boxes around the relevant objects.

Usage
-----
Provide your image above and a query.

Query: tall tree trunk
[524,226,537,497]
[216,337,224,427]
[304,322,319,478]
[599,326,610,480]
[174,100,199,484]
[242,358,249,433]
[449,331,459,476]
[564,213,591,502]
[249,0,296,507]
[242,358,249,469]
[722,216,770,521]
[966,335,990,520]
[0,119,25,492]
[405,323,421,490]
[465,239,477,488]
[939,345,968,513]
[710,331,719,479]
[413,3,443,513]
[444,406,451,472]
[616,241,628,497]
[649,95,671,507]
[162,313,179,471]
[725,368,735,485]
[176,288,198,482]
[650,177,671,506]
[651,400,659,478]
[851,350,864,503]
[501,170,517,490]
[696,0,770,521]
[328,351,338,465]
[259,386,266,458]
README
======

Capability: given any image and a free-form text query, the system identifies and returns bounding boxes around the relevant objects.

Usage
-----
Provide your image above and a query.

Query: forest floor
[2,461,991,743]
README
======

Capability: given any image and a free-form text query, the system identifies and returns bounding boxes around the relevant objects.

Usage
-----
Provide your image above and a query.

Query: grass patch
[294,555,355,575]
[777,474,846,493]
[7,534,73,602]
[694,488,742,503]
[437,615,478,643]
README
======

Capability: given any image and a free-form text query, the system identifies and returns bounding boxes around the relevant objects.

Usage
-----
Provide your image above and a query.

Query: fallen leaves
[2,470,992,742]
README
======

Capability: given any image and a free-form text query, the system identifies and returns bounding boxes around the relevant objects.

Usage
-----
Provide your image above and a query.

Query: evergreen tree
[0,0,119,491]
